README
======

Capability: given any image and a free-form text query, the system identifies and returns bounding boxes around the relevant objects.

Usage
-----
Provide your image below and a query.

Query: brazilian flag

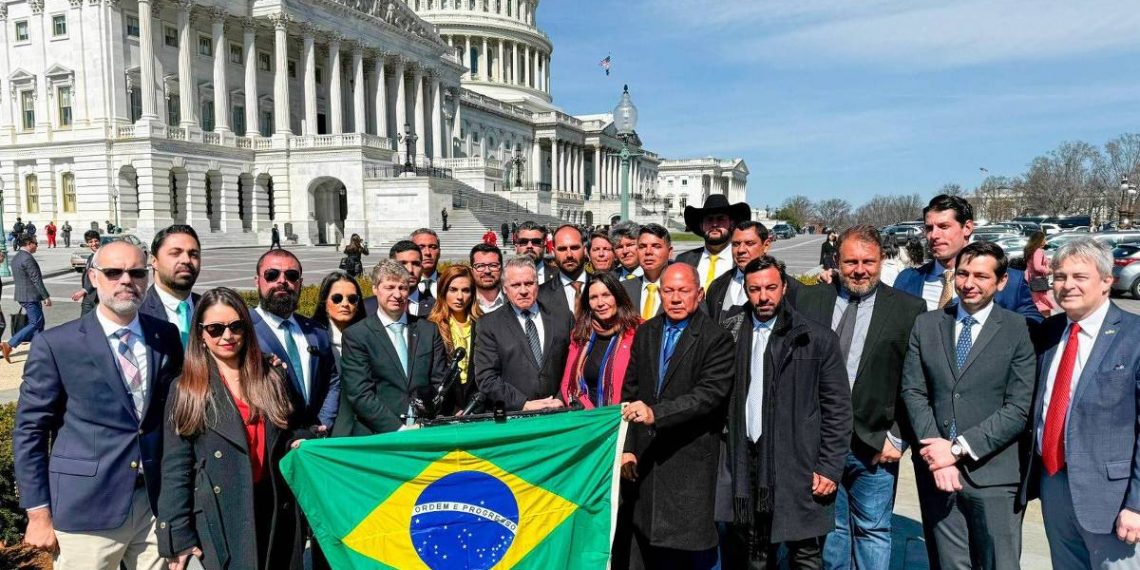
[281,406,628,569]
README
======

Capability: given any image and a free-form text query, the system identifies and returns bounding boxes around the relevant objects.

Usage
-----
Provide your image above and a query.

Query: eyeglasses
[93,265,149,280]
[330,293,360,305]
[472,262,502,272]
[262,268,301,283]
[515,238,544,246]
[200,320,247,338]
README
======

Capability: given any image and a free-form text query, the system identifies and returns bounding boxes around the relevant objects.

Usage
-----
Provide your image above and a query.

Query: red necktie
[1042,323,1081,476]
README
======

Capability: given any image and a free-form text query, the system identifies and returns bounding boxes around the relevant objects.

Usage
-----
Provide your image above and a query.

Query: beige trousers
[53,486,163,570]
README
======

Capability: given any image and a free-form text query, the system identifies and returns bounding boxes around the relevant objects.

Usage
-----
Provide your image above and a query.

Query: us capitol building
[0,0,748,246]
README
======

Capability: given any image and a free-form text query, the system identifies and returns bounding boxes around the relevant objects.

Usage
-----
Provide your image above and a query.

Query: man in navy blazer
[251,249,339,431]
[1020,238,1140,568]
[15,241,182,568]
[893,194,1041,323]
[137,225,201,346]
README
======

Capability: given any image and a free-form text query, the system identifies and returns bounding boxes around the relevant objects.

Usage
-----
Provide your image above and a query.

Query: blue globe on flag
[410,470,520,569]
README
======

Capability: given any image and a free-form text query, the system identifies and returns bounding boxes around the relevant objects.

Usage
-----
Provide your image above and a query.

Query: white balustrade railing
[166,126,187,140]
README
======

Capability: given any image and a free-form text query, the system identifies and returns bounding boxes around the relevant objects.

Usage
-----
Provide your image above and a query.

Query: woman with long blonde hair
[427,265,483,413]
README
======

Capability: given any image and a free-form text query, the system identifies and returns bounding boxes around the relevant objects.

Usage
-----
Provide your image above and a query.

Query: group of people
[10,192,1140,570]
[8,218,71,251]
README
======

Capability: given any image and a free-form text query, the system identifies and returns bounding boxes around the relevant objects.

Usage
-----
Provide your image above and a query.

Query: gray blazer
[12,250,48,303]
[1020,303,1140,534]
[900,304,1036,487]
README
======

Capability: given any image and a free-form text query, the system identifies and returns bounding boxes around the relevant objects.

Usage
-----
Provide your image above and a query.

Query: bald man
[15,241,183,569]
[621,263,736,568]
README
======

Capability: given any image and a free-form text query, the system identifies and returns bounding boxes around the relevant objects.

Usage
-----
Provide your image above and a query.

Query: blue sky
[538,0,1140,209]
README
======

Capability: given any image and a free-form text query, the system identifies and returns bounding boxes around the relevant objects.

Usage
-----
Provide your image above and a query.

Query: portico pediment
[44,64,74,80]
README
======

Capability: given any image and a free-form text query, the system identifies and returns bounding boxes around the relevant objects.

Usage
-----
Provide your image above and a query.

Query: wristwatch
[950,438,965,459]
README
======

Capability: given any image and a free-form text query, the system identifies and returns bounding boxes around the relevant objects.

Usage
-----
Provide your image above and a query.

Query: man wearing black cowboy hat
[678,195,752,292]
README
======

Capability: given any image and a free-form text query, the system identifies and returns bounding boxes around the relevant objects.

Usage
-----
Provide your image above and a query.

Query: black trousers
[726,514,823,570]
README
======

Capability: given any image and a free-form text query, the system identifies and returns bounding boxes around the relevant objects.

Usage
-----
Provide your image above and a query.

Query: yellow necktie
[642,283,657,319]
[705,255,719,289]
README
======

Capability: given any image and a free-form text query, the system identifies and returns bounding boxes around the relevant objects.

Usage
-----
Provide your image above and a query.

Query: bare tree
[774,196,816,230]
[939,183,964,197]
[852,194,924,227]
[815,198,853,229]
[1021,141,1103,217]
[971,176,1023,221]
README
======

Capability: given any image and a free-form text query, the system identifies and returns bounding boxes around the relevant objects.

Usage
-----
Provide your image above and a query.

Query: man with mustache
[676,195,751,291]
[250,249,340,432]
[539,225,588,317]
[15,241,183,569]
[139,225,201,348]
[514,220,557,284]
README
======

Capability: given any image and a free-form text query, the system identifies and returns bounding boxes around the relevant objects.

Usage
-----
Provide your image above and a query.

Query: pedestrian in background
[3,236,51,363]
[44,221,57,248]
[820,231,840,271]
[1024,231,1057,317]
[61,221,72,248]
[340,234,368,279]
[71,230,102,316]
[879,240,906,286]
[270,224,282,250]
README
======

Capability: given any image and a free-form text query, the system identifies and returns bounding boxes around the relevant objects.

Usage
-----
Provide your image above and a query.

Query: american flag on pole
[599,55,612,76]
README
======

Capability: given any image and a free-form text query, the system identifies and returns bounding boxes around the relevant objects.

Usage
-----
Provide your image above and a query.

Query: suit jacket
[251,310,340,429]
[675,246,705,268]
[1020,303,1140,533]
[895,261,1042,323]
[138,286,202,326]
[900,304,1036,487]
[797,283,926,453]
[14,311,183,531]
[473,300,572,411]
[157,365,309,570]
[537,271,581,322]
[12,249,48,303]
[332,313,447,436]
[622,276,665,319]
[621,310,735,551]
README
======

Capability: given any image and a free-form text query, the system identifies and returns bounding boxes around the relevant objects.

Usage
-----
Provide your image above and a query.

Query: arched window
[61,172,76,213]
[24,174,39,214]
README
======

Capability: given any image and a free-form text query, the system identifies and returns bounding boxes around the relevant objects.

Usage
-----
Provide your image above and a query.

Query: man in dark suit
[675,194,750,291]
[721,256,852,569]
[901,242,1036,570]
[70,230,102,316]
[893,194,1041,323]
[2,234,51,362]
[513,220,557,284]
[138,225,201,348]
[473,256,572,411]
[412,228,441,301]
[15,240,182,568]
[501,221,511,246]
[707,221,767,323]
[797,226,926,569]
[621,262,735,568]
[538,224,587,318]
[1020,238,1140,568]
[251,249,339,431]
[333,260,448,436]
[623,223,673,320]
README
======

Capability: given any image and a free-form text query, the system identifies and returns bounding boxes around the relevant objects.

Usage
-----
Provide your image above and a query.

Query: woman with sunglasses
[312,270,366,363]
[158,287,312,570]
[560,272,640,409]
[426,265,482,414]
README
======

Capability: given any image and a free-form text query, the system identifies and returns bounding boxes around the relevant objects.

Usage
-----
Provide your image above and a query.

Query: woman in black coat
[819,230,839,270]
[157,288,312,570]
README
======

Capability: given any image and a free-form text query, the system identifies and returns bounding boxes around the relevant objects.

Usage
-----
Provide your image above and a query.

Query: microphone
[460,392,486,416]
[428,347,467,414]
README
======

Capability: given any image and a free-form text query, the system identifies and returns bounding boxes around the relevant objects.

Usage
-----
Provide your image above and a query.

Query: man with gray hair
[474,255,572,411]
[15,241,183,569]
[333,259,447,436]
[1020,237,1140,569]
[610,220,642,281]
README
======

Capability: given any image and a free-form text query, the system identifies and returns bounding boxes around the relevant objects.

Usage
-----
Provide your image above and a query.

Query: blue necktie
[280,320,308,403]
[657,325,682,395]
[951,315,977,439]
[389,321,409,375]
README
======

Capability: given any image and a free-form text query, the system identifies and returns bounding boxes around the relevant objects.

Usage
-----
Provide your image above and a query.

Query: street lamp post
[1120,175,1136,228]
[611,85,642,221]
[0,185,9,277]
[511,151,526,189]
[398,123,418,174]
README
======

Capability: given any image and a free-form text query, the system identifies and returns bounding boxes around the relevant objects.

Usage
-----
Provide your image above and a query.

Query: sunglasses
[330,293,360,304]
[263,268,301,283]
[515,238,544,246]
[94,266,149,280]
[200,320,247,338]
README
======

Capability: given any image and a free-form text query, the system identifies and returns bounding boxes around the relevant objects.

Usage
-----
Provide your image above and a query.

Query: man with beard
[139,225,201,347]
[706,221,774,324]
[470,243,506,313]
[15,241,182,569]
[610,221,643,281]
[796,226,925,569]
[539,225,588,317]
[250,249,340,431]
[514,220,556,284]
[676,195,751,290]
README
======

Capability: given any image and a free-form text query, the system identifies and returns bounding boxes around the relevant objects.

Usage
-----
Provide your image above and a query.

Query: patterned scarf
[567,320,621,408]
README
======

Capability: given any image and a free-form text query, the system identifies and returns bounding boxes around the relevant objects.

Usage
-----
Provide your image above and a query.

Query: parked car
[1044,231,1140,262]
[70,234,148,272]
[1001,221,1041,236]
[883,224,923,245]
[1111,243,1140,298]
[770,223,797,240]
[992,236,1030,264]
[1066,226,1091,233]
[1039,223,1062,235]
[971,224,1021,243]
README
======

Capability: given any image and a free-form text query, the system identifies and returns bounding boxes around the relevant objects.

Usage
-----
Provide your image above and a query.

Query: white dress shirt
[697,248,733,287]
[723,269,747,311]
[97,310,149,401]
[953,301,995,459]
[512,303,545,352]
[559,272,588,313]
[922,260,955,311]
[154,285,193,335]
[478,289,507,314]
[1036,299,1111,450]
[328,320,344,363]
[255,307,312,400]
[746,315,776,442]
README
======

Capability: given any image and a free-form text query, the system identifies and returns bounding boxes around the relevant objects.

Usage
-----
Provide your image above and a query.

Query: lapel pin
[1105,329,1117,335]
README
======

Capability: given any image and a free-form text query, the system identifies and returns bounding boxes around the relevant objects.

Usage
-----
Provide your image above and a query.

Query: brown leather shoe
[2,342,12,364]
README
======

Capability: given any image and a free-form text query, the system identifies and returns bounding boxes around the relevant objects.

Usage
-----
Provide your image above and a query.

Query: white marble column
[523,45,531,88]
[328,36,343,134]
[271,13,291,134]
[511,42,519,85]
[302,26,317,135]
[464,36,471,78]
[373,56,388,139]
[551,140,560,190]
[594,147,602,197]
[243,20,258,135]
[211,11,230,133]
[481,37,488,80]
[137,0,160,121]
[176,1,196,128]
[394,60,407,136]
[352,45,366,134]
[431,76,442,158]
[413,69,426,156]
[531,138,542,186]
[497,39,504,82]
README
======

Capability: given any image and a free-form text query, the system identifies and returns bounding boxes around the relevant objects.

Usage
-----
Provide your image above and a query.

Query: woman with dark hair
[905,237,927,268]
[1024,231,1057,316]
[340,234,369,278]
[426,265,482,412]
[880,239,904,286]
[560,272,640,408]
[819,230,839,270]
[312,270,366,363]
[158,287,311,570]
